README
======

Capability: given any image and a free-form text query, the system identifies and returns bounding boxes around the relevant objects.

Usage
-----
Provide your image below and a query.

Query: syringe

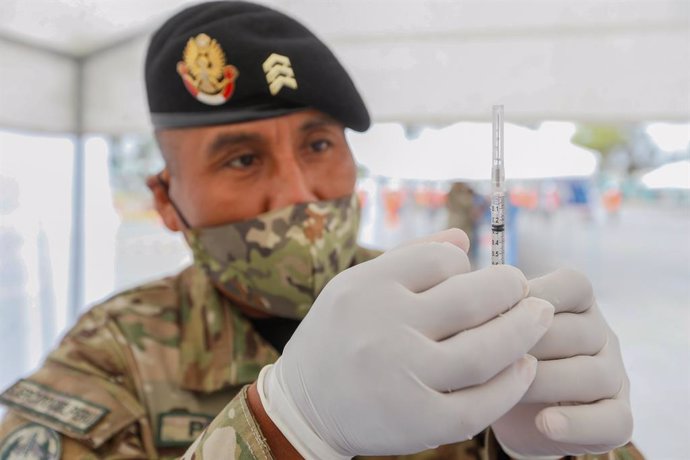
[491,105,505,265]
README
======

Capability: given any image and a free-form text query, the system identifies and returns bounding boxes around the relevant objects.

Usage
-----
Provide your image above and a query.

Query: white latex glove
[258,229,555,459]
[492,268,633,459]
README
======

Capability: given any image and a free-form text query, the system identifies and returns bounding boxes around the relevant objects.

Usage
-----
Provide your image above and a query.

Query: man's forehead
[160,110,342,140]
[219,110,342,132]
[155,109,345,161]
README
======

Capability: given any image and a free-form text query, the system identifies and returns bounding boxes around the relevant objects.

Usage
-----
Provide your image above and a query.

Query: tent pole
[67,57,85,321]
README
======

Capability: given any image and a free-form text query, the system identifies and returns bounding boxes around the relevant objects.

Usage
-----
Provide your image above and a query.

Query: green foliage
[572,124,627,157]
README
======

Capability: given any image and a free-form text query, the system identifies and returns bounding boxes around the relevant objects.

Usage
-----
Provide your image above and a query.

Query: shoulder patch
[1,366,146,449]
[157,412,213,447]
[0,380,109,434]
[0,423,61,460]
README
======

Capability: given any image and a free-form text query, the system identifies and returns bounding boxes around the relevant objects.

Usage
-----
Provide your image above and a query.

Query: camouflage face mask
[184,194,361,319]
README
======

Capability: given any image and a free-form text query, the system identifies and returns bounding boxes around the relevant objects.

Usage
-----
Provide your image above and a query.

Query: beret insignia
[176,33,239,105]
[262,53,298,96]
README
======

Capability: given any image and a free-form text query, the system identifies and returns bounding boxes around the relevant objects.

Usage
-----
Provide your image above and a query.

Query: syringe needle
[491,105,505,265]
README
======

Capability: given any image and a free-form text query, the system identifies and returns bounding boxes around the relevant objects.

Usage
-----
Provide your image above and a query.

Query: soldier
[0,2,640,459]
[446,182,478,258]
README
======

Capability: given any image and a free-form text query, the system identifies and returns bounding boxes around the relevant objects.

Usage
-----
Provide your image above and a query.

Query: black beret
[145,1,370,131]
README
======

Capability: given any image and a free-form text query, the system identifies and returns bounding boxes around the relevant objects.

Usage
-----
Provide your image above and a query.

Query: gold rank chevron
[262,53,298,96]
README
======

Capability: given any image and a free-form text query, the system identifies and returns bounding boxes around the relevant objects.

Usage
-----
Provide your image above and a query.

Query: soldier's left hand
[491,268,633,458]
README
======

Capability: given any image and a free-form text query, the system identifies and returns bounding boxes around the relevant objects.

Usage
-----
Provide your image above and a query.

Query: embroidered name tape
[0,380,109,434]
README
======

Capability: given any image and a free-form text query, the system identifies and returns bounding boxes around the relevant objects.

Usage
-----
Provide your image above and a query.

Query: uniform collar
[175,246,380,393]
[176,266,280,393]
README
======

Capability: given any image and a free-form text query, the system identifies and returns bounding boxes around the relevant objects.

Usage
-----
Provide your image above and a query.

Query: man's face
[150,109,357,230]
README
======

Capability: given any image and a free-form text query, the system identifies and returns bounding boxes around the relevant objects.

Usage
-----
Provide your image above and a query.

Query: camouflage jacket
[0,248,642,459]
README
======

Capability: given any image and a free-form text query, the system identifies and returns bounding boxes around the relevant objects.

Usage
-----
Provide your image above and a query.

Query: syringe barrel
[491,105,505,265]
[491,105,505,191]
[492,165,505,191]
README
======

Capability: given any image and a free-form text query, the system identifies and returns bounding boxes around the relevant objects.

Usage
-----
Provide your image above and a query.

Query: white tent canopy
[1,0,688,134]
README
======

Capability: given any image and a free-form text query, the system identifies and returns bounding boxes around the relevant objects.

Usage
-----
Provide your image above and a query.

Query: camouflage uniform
[0,250,643,459]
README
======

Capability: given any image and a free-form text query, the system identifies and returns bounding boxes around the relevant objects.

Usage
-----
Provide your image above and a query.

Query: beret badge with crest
[176,33,239,105]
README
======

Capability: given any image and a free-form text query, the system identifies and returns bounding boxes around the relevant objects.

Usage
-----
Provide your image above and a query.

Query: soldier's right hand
[257,229,554,459]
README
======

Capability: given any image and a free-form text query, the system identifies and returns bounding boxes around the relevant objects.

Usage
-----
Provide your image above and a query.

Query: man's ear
[146,170,182,232]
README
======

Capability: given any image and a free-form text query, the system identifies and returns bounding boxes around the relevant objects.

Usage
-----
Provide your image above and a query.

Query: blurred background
[0,0,688,457]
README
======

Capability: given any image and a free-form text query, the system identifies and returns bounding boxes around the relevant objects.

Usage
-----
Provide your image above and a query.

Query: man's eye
[310,139,332,153]
[226,154,256,169]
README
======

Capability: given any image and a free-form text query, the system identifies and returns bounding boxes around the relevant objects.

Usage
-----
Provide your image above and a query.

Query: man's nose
[267,156,317,210]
